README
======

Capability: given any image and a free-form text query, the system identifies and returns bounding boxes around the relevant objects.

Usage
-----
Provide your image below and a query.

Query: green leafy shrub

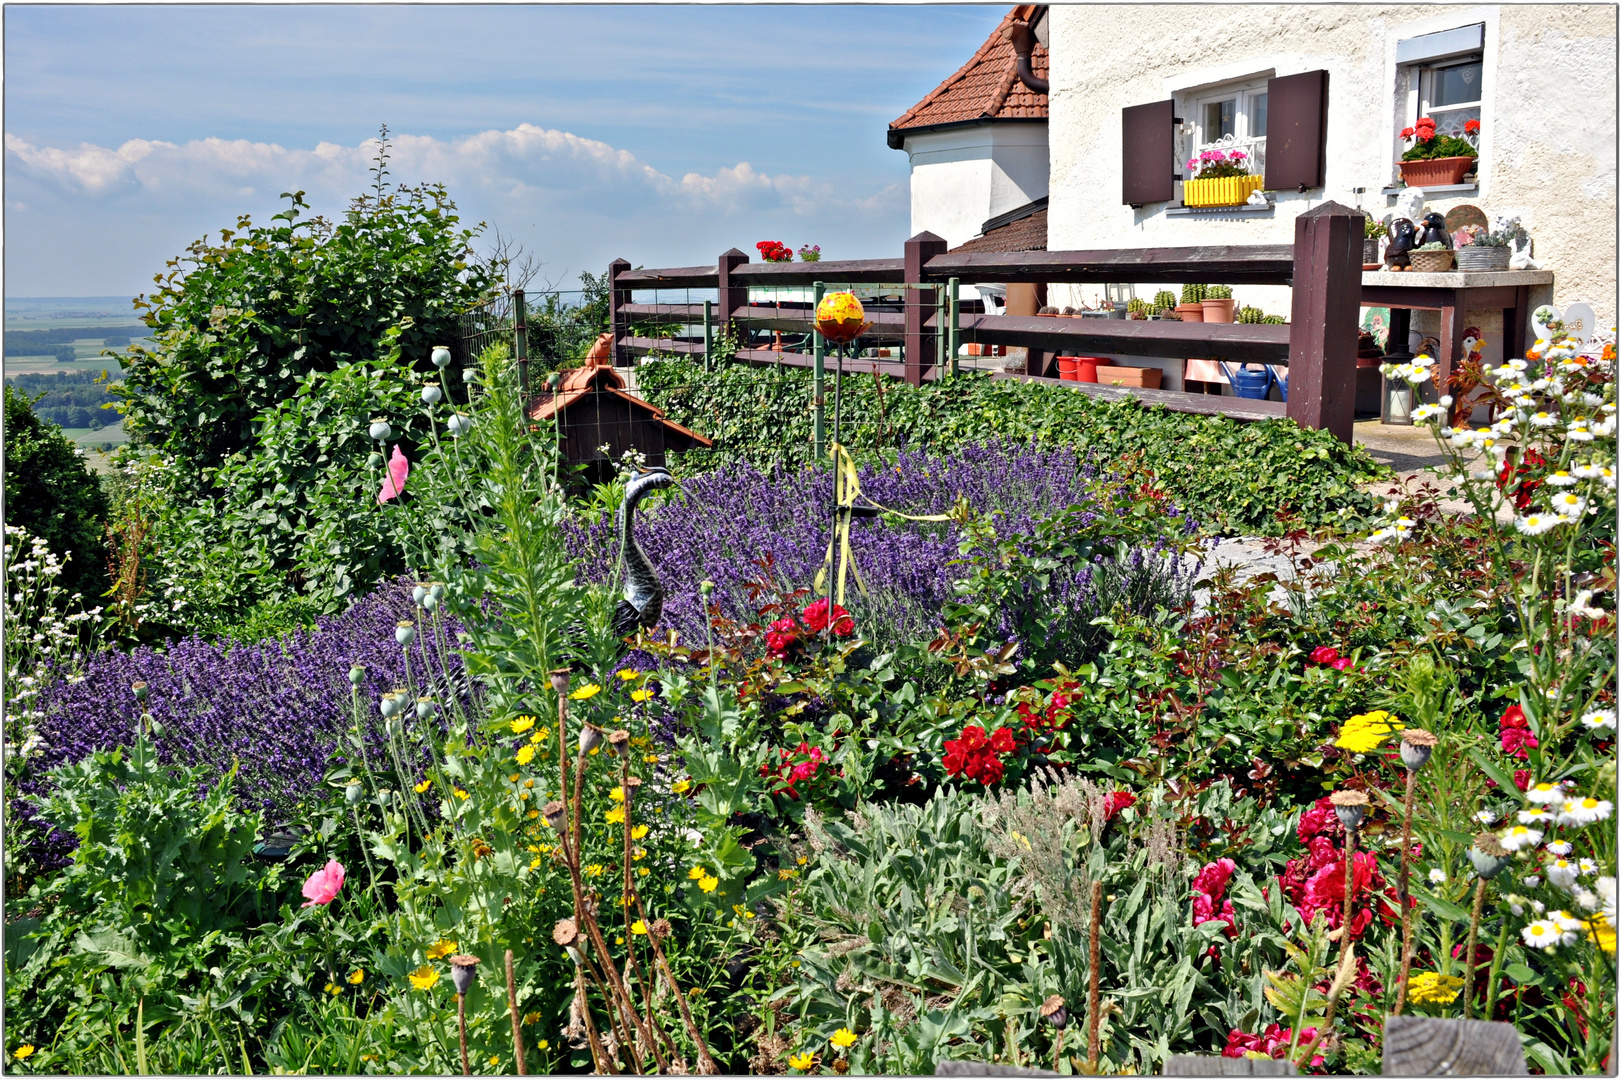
[636,360,1383,534]
[2,386,109,605]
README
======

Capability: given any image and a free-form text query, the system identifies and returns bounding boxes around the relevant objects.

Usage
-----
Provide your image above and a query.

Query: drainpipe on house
[1003,17,1047,95]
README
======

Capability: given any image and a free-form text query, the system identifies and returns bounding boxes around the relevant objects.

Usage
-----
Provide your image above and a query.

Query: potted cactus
[1175,283,1207,322]
[1152,290,1179,317]
[1201,284,1237,323]
[1409,241,1455,272]
[1236,305,1265,324]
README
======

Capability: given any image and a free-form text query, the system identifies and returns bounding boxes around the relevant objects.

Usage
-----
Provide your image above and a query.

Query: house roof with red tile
[526,351,713,448]
[888,5,1047,149]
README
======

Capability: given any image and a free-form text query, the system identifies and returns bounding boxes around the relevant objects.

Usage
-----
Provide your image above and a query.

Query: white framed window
[1188,78,1269,178]
[1417,54,1481,138]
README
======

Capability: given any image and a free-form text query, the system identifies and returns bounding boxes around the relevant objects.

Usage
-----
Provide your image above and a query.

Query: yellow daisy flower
[426,939,457,960]
[1405,971,1462,1005]
[13,1046,36,1061]
[516,744,537,766]
[644,753,661,764]
[618,669,640,681]
[688,865,707,880]
[537,1040,550,1050]
[510,716,535,735]
[530,728,549,743]
[606,807,626,825]
[698,873,719,893]
[789,1051,816,1071]
[453,788,470,801]
[571,683,603,701]
[414,779,432,794]
[325,982,342,995]
[348,969,365,984]
[1333,710,1405,754]
[632,919,648,935]
[631,824,649,840]
[409,965,440,991]
[630,688,654,703]
[830,1028,858,1050]
[671,779,692,794]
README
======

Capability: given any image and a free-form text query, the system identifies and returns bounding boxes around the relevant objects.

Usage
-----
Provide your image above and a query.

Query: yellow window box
[1183,175,1265,207]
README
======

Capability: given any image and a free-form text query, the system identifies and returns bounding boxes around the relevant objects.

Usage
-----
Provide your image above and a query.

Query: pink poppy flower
[378,445,410,504]
[301,858,346,908]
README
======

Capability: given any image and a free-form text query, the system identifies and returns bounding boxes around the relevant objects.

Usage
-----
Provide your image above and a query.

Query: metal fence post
[703,299,714,372]
[813,281,826,459]
[948,276,961,377]
[513,288,528,410]
[1286,201,1362,443]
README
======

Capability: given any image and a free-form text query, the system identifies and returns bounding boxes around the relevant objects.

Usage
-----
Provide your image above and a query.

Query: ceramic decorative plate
[1445,204,1489,233]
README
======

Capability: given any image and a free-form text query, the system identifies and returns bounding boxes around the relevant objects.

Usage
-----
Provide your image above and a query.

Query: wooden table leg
[1507,285,1530,361]
[1438,294,1461,423]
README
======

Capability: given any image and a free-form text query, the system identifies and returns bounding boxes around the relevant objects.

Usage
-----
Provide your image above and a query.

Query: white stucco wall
[1045,4,1617,334]
[904,123,1050,248]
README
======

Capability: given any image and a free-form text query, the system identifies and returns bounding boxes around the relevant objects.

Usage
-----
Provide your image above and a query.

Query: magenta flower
[378,445,410,504]
[1308,646,1340,665]
[301,858,346,907]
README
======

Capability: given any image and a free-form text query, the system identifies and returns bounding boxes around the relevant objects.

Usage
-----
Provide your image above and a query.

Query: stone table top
[1361,269,1554,288]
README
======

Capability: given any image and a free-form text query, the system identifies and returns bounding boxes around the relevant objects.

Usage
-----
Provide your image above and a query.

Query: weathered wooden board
[934,1062,1058,1077]
[1163,1054,1297,1075]
[924,245,1297,285]
[1381,1016,1528,1076]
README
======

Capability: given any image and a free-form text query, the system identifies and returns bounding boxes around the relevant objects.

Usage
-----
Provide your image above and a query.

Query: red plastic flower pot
[1057,356,1080,381]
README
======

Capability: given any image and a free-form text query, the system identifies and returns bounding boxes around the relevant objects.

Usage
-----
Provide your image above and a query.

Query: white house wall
[905,124,1050,249]
[1046,4,1617,331]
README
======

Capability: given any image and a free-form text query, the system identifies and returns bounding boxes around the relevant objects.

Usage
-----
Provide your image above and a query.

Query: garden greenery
[635,358,1385,534]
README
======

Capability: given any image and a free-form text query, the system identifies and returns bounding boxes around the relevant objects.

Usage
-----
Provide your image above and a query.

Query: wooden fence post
[904,231,949,386]
[608,258,631,368]
[717,247,749,353]
[1286,201,1362,442]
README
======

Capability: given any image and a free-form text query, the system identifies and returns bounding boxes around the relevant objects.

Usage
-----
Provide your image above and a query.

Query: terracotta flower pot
[1201,298,1237,323]
[1398,156,1475,187]
[1174,303,1205,323]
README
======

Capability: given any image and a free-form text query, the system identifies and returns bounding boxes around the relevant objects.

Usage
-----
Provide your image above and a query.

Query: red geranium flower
[1463,119,1481,133]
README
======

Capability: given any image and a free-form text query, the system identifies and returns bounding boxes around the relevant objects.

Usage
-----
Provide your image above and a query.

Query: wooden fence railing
[606,201,1363,442]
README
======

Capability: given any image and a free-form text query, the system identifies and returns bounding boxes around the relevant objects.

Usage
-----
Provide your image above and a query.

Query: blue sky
[4,4,1007,299]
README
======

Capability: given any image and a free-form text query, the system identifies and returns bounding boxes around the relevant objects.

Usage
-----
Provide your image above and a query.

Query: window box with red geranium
[755,240,794,263]
[1397,116,1479,187]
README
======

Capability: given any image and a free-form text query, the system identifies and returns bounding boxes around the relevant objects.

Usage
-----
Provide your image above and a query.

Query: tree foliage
[2,386,110,605]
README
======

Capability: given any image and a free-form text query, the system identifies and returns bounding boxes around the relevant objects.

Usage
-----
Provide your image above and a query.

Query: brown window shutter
[1122,99,1175,206]
[1264,70,1329,192]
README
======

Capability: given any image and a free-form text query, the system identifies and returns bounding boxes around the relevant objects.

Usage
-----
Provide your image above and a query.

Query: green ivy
[636,359,1385,534]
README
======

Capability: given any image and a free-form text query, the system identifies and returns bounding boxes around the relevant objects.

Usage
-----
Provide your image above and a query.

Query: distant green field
[57,421,131,475]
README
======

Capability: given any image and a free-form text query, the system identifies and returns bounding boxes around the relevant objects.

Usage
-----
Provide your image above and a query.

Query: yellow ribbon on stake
[813,443,961,607]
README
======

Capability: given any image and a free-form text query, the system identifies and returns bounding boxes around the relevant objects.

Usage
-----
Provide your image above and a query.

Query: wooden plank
[622,337,705,357]
[935,1063,1056,1077]
[990,372,1288,420]
[924,245,1296,285]
[1286,202,1361,442]
[730,258,905,286]
[1361,284,1522,310]
[963,313,1292,363]
[615,265,717,288]
[716,249,748,344]
[1381,1016,1527,1076]
[906,232,949,385]
[608,258,631,368]
[1164,1055,1297,1075]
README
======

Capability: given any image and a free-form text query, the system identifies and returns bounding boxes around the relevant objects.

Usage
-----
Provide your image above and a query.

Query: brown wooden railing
[606,201,1363,441]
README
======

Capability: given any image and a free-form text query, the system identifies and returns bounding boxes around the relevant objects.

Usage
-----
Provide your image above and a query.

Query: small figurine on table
[1384,218,1417,269]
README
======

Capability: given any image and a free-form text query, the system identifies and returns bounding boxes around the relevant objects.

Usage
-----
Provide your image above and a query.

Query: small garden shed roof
[887,4,1048,149]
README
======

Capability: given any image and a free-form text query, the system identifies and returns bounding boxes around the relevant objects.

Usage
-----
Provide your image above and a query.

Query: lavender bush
[563,441,1195,652]
[21,581,469,826]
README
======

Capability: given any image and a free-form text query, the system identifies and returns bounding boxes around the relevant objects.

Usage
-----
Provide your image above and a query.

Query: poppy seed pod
[578,723,605,757]
[368,451,384,468]
[396,621,416,646]
[553,918,584,964]
[650,918,673,940]
[348,665,365,687]
[379,693,402,719]
[549,668,571,696]
[345,781,365,805]
[543,800,566,831]
[607,730,631,759]
[148,718,165,739]
[1400,727,1438,771]
[131,680,149,702]
[422,594,439,612]
[369,418,393,443]
[421,382,442,405]
[1039,994,1068,1030]
[449,954,481,995]
[446,414,473,438]
[700,579,716,597]
[429,582,446,601]
[1468,833,1511,879]
[1330,789,1369,831]
[412,583,429,605]
[416,697,434,720]
[432,346,453,369]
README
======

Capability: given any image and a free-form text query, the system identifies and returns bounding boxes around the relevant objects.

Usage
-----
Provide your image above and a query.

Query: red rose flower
[801,597,854,636]
[1331,657,1355,671]
[1499,704,1528,729]
[1309,646,1340,665]
[765,617,799,658]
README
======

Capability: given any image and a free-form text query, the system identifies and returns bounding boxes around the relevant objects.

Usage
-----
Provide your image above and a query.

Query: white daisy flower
[1551,493,1586,516]
[1518,807,1556,825]
[1547,841,1573,856]
[1505,358,1530,372]
[1547,470,1579,487]
[1582,393,1604,408]
[1526,782,1567,806]
[1550,910,1586,944]
[1594,417,1617,437]
[1439,395,1454,407]
[1513,513,1561,536]
[1600,467,1617,489]
[1565,422,1595,443]
[1530,411,1559,428]
[1579,858,1600,876]
[1523,874,1543,888]
[1580,709,1616,731]
[1557,797,1614,827]
[1521,919,1563,948]
[1572,461,1604,479]
[1411,404,1443,423]
[1598,877,1617,923]
[1475,809,1499,825]
[1500,825,1545,851]
[1548,860,1579,890]
[1574,888,1601,912]
[1429,868,1448,885]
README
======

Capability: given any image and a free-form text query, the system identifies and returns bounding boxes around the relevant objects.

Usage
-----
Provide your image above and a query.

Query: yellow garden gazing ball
[816,291,867,343]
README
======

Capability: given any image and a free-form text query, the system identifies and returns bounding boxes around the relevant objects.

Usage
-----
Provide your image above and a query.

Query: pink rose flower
[301,858,346,908]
